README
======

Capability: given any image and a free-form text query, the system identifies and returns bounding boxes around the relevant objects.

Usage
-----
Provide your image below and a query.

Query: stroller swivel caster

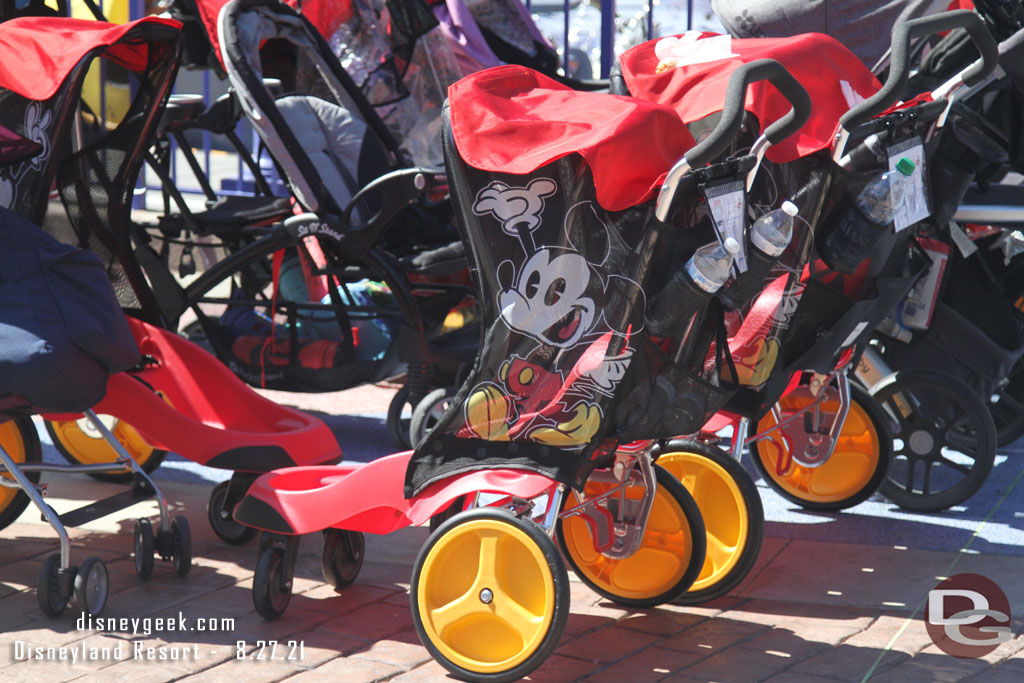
[253,533,300,620]
[409,388,457,448]
[657,440,765,604]
[207,480,257,545]
[321,528,364,590]
[46,415,167,483]
[752,382,892,511]
[37,554,109,617]
[134,518,155,579]
[871,370,996,512]
[411,508,569,683]
[557,464,706,607]
[152,515,192,577]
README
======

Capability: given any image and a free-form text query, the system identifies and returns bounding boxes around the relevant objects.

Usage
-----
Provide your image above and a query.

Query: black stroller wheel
[134,518,155,579]
[410,387,457,448]
[253,545,292,620]
[985,356,1024,448]
[171,516,192,576]
[321,528,365,590]
[207,481,257,545]
[872,370,996,512]
[36,554,67,617]
[73,557,109,617]
[386,386,414,450]
[0,417,41,532]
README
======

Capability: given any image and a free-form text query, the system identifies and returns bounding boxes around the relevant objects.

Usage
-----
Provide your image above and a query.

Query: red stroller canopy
[0,16,181,101]
[193,0,349,70]
[448,64,698,212]
[619,32,882,164]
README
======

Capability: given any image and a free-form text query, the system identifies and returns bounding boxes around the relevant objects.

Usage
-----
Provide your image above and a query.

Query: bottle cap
[723,237,740,254]
[895,157,916,176]
[781,201,798,217]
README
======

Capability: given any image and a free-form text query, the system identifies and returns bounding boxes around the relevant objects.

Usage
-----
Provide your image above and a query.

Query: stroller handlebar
[839,10,998,132]
[656,59,810,221]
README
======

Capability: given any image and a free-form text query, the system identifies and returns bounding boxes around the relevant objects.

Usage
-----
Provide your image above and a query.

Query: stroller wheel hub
[479,588,494,604]
[909,430,935,454]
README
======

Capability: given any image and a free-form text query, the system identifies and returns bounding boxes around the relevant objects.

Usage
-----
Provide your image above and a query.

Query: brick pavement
[1,386,1022,682]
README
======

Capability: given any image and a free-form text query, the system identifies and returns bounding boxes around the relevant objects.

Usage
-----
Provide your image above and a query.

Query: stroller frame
[232,56,812,682]
[0,409,189,616]
[710,11,1001,511]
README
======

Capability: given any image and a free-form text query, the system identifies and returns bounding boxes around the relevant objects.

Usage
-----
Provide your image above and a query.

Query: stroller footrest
[58,485,154,528]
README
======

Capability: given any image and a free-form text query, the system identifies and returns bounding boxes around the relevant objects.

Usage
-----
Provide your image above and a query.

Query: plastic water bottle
[821,157,916,273]
[751,201,799,257]
[687,237,742,293]
[858,157,915,224]
[722,201,798,310]
[647,237,740,335]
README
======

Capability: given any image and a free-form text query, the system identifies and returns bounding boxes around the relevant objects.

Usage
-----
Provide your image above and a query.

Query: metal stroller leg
[733,418,750,461]
[82,409,170,534]
[0,442,71,570]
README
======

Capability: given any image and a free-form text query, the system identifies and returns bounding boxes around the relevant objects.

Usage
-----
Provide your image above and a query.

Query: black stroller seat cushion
[0,206,139,414]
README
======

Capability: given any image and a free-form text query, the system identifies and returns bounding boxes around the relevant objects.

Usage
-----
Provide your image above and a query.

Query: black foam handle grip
[685,58,811,168]
[840,9,998,131]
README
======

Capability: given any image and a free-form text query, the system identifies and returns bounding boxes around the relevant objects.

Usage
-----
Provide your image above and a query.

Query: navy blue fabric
[0,206,139,414]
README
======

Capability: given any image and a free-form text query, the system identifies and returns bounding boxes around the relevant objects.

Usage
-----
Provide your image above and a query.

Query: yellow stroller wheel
[557,464,705,607]
[0,418,42,531]
[411,508,569,683]
[752,382,891,511]
[46,415,166,483]
[657,440,764,603]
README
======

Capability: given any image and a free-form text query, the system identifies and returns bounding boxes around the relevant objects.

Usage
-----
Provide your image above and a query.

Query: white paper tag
[947,221,979,258]
[705,181,747,273]
[887,138,929,232]
[655,33,737,68]
[840,321,869,348]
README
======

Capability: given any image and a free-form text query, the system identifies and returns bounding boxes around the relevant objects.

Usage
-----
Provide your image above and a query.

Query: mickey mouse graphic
[461,196,645,447]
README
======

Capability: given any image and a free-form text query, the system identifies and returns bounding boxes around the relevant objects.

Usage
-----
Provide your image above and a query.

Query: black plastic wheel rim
[209,482,253,543]
[81,561,108,614]
[267,551,290,612]
[874,372,995,510]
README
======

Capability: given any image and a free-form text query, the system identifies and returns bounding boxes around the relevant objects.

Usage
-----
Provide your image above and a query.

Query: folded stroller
[0,15,345,547]
[231,59,811,682]
[0,19,194,617]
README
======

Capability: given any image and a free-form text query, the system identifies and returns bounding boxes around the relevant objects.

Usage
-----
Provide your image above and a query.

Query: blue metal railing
[129,0,700,206]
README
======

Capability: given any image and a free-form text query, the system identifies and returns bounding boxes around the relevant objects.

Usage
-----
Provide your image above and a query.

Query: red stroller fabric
[0,123,40,167]
[448,64,697,211]
[0,16,181,101]
[194,0,350,71]
[618,32,882,164]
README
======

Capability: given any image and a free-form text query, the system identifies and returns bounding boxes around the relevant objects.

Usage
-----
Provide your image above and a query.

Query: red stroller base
[44,317,340,471]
